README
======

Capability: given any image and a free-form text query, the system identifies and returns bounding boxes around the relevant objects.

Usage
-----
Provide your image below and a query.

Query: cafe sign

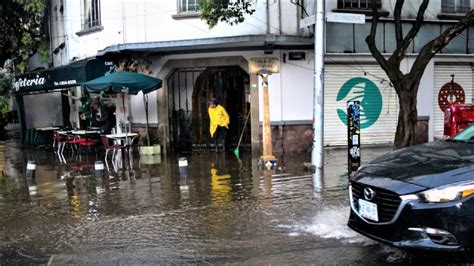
[12,59,113,95]
[13,75,47,92]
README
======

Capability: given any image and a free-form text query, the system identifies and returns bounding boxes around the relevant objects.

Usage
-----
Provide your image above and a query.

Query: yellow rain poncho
[208,104,230,137]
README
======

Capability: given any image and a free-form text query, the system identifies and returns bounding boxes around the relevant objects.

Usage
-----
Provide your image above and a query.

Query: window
[442,0,470,13]
[178,0,202,13]
[337,0,382,9]
[82,0,101,30]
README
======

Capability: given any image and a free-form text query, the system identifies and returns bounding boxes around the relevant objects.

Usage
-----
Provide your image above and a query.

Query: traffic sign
[326,12,365,24]
[300,12,365,28]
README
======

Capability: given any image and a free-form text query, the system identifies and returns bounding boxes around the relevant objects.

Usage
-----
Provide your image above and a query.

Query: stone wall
[414,116,429,145]
[259,124,313,154]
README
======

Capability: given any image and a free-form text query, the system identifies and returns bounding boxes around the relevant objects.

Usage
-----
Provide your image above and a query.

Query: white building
[18,0,474,152]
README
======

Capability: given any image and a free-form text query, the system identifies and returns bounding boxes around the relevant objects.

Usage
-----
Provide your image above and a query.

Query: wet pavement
[0,135,473,265]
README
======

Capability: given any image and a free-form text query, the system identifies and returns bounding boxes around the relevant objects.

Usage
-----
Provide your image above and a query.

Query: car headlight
[418,182,474,203]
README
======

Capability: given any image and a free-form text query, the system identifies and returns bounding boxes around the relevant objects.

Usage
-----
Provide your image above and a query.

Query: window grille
[337,0,382,9]
[442,0,470,13]
[82,0,101,30]
[178,0,202,13]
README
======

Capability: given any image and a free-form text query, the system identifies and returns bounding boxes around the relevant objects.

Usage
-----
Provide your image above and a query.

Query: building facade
[322,0,474,146]
[36,0,474,152]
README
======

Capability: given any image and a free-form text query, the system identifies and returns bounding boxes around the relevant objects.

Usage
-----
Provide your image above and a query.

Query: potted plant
[139,130,161,155]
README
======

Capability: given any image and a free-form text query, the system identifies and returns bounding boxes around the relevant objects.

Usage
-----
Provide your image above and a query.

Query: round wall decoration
[438,82,465,112]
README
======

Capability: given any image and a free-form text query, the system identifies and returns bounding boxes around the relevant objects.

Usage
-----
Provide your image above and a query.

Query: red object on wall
[444,103,474,138]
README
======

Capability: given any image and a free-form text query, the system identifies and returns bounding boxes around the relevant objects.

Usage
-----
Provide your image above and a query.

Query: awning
[12,58,113,95]
[97,34,313,56]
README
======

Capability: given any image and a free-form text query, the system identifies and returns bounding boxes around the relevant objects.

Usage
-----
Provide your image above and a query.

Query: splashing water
[287,206,375,245]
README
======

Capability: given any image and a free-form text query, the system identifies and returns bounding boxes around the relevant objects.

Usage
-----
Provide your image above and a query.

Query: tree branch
[410,9,474,81]
[394,0,404,46]
[389,0,429,65]
[367,2,402,85]
[290,0,309,17]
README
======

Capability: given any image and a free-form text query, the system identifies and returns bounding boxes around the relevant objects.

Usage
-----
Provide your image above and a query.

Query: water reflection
[210,163,231,204]
[0,138,406,264]
[2,147,335,214]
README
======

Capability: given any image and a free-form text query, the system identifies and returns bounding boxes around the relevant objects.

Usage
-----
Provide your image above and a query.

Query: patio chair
[53,131,64,151]
[64,135,82,153]
[57,133,80,155]
[78,136,100,153]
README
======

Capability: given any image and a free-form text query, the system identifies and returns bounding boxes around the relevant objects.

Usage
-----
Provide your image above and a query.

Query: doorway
[168,66,250,151]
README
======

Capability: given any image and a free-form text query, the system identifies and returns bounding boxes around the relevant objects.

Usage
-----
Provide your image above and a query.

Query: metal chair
[53,131,64,151]
[78,135,100,153]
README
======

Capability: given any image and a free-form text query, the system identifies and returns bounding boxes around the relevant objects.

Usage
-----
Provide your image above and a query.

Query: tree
[367,0,474,149]
[200,0,256,28]
[0,0,48,73]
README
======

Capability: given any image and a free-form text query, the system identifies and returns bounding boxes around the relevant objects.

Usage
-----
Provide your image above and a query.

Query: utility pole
[260,72,276,164]
[249,58,279,169]
[311,0,325,177]
[301,6,365,180]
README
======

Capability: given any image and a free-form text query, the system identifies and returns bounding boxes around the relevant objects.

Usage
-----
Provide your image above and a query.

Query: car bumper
[348,197,474,252]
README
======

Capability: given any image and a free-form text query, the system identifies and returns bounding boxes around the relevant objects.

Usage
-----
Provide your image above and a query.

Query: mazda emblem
[363,187,376,201]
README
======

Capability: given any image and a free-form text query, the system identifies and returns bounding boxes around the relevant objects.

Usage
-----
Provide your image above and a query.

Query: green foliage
[0,74,11,130]
[38,41,50,65]
[0,74,11,96]
[200,0,256,28]
[0,0,48,73]
[0,97,9,118]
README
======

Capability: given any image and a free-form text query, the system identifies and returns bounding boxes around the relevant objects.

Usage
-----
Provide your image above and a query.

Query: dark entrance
[168,66,250,151]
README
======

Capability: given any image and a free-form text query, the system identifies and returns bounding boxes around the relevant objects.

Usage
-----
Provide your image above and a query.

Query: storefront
[433,63,473,139]
[324,64,399,146]
[13,58,113,145]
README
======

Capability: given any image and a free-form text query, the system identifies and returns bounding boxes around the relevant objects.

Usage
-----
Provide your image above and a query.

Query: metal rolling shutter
[433,64,473,139]
[324,64,399,146]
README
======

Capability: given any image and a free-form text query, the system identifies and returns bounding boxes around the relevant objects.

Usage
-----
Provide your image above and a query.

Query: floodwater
[0,137,471,264]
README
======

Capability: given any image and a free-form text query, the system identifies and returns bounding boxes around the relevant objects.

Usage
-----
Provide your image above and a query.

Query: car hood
[353,141,474,190]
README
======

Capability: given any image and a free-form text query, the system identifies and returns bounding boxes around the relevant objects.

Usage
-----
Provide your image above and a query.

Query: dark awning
[97,34,313,56]
[12,58,113,95]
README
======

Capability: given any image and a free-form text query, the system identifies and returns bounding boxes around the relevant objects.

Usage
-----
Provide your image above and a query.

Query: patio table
[72,130,101,135]
[72,130,101,150]
[36,127,60,131]
[106,132,138,146]
[105,133,139,171]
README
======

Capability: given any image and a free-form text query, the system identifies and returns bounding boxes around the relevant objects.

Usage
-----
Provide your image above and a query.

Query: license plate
[358,199,378,222]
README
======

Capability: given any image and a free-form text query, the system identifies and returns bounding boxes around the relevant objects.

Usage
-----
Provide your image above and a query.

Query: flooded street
[0,136,471,264]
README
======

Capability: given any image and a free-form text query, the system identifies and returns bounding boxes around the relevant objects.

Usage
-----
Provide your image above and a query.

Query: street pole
[249,58,278,168]
[261,73,276,164]
[311,0,325,177]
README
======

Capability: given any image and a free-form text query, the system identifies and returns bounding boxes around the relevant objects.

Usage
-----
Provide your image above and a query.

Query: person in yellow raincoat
[208,98,230,152]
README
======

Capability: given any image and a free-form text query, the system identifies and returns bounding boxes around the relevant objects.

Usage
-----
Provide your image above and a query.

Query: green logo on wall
[337,77,383,129]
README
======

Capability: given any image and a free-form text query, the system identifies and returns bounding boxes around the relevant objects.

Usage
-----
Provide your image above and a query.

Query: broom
[234,110,251,158]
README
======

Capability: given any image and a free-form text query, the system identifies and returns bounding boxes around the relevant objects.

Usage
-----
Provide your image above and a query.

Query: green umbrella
[82,71,162,95]
[82,71,162,146]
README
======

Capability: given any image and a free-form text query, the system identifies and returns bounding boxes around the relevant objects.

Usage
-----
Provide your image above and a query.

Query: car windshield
[453,125,474,142]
